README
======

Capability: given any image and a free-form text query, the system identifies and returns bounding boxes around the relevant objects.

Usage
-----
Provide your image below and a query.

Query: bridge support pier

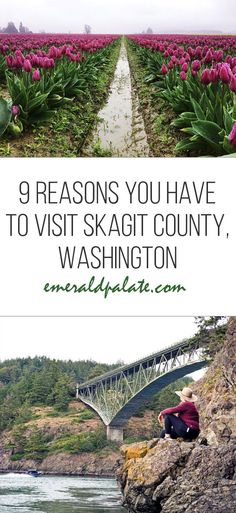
[107,425,124,443]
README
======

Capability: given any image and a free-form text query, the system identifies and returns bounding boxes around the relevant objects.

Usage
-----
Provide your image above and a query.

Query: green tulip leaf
[192,120,222,150]
[0,97,12,138]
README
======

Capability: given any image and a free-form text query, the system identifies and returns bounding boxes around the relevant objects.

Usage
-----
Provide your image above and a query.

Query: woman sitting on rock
[158,387,200,441]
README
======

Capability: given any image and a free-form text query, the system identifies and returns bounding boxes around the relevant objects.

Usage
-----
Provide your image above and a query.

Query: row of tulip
[0,33,117,53]
[128,34,236,156]
[0,34,120,138]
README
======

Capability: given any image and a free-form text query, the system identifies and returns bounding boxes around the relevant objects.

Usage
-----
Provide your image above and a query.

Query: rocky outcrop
[195,316,236,444]
[117,439,236,513]
[117,317,236,512]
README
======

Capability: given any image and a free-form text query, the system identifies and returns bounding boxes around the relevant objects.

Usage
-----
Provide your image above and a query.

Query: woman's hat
[175,387,198,402]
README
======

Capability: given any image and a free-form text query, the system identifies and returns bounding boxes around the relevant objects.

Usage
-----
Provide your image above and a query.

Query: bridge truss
[77,339,207,428]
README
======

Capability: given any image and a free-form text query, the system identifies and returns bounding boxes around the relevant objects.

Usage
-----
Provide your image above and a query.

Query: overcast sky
[1,0,235,34]
[0,317,197,363]
[0,316,206,381]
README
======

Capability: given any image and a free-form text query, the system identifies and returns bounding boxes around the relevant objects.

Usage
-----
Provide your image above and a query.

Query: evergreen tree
[194,316,227,356]
[53,375,71,411]
[10,425,27,455]
[84,24,91,34]
[24,427,48,461]
[15,402,33,424]
[4,22,18,34]
[19,22,25,33]
[0,394,20,430]
[87,364,111,379]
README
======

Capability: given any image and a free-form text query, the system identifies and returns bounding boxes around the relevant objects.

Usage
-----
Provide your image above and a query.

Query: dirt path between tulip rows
[83,41,151,157]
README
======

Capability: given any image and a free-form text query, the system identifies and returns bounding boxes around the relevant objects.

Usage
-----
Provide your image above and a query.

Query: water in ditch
[84,42,150,157]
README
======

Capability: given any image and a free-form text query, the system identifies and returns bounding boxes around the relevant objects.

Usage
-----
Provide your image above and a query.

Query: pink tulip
[12,105,20,116]
[230,76,236,93]
[180,71,187,80]
[161,64,168,75]
[48,46,59,58]
[219,64,231,84]
[201,69,211,85]
[215,50,224,62]
[183,53,191,62]
[42,57,55,69]
[229,123,236,148]
[205,49,213,63]
[192,60,201,72]
[2,45,9,54]
[226,55,232,65]
[209,68,218,83]
[196,46,202,58]
[6,55,14,67]
[23,59,32,72]
[181,62,188,72]
[32,69,41,81]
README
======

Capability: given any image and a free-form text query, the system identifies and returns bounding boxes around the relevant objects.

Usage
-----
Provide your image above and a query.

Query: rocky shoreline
[0,450,119,477]
[0,470,116,478]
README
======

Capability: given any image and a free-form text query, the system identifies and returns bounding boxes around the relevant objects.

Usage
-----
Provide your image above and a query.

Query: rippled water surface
[86,41,150,156]
[0,473,125,513]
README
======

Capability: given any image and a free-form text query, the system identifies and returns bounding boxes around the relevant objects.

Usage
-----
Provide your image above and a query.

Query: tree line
[0,22,31,34]
[0,356,120,431]
[0,22,92,34]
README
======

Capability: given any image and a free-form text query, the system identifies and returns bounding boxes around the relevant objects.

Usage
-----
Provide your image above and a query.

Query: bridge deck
[78,337,199,390]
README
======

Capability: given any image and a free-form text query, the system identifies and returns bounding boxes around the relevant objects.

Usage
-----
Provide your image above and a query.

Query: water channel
[85,41,150,156]
[0,473,125,513]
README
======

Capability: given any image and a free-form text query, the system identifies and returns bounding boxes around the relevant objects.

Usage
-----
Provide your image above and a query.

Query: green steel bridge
[76,338,208,441]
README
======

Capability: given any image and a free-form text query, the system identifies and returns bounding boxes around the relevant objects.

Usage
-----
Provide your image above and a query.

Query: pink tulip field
[128,34,236,156]
[0,34,120,149]
[0,32,236,156]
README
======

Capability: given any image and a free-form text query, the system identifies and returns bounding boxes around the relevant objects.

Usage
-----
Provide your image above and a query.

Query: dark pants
[160,414,199,440]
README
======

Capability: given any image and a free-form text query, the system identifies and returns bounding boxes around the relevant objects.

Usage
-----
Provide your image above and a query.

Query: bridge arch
[109,360,206,427]
[77,340,208,441]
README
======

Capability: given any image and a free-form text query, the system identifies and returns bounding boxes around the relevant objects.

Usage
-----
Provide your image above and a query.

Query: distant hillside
[0,356,121,432]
